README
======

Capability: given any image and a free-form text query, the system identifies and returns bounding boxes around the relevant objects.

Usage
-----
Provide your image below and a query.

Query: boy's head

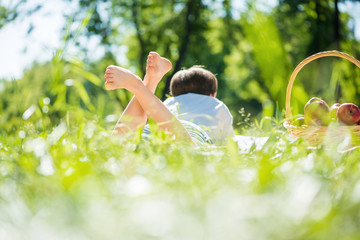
[170,66,218,97]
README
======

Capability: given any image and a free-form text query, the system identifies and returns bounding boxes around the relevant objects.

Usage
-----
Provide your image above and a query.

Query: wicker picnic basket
[284,50,360,144]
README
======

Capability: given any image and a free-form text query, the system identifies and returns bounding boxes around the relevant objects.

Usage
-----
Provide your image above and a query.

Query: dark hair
[169,66,218,97]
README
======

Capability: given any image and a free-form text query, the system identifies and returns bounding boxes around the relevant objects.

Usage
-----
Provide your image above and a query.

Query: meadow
[1,111,360,239]
[1,1,360,239]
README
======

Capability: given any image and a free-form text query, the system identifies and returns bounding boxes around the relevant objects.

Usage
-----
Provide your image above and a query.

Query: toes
[151,51,159,57]
[104,82,114,90]
[106,65,115,71]
[104,72,114,80]
[104,73,113,79]
[147,58,153,66]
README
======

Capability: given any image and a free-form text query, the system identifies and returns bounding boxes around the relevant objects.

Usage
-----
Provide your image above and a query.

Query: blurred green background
[2,1,360,240]
[1,0,360,133]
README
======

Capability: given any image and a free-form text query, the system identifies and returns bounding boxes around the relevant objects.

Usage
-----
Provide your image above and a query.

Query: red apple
[336,103,360,125]
[330,103,341,120]
[304,97,330,126]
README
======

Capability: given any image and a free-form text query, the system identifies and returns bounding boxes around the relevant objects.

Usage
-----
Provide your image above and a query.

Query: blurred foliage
[1,115,360,239]
[0,0,26,29]
[0,0,43,30]
[1,0,360,124]
[61,0,360,119]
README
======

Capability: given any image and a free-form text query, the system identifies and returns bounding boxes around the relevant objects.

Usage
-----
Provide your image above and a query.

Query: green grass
[1,116,360,240]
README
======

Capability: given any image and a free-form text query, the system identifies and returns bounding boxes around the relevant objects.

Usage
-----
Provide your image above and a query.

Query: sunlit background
[1,1,360,239]
[1,0,359,79]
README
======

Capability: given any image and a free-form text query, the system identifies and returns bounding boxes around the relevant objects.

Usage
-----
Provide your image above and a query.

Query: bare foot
[104,65,142,91]
[145,51,172,86]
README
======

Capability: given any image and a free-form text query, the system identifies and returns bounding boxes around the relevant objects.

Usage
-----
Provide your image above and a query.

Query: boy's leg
[104,62,192,142]
[105,52,172,135]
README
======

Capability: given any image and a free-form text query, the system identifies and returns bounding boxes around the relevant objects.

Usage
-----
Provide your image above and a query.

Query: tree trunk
[334,0,340,49]
[313,0,321,53]
[161,0,197,100]
[222,0,234,54]
[131,0,146,76]
[334,0,341,102]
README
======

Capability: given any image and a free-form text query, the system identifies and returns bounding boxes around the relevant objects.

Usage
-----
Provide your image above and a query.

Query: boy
[104,52,234,145]
[164,66,234,144]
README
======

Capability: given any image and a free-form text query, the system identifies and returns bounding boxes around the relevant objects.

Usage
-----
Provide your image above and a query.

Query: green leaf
[72,65,102,86]
[73,80,95,112]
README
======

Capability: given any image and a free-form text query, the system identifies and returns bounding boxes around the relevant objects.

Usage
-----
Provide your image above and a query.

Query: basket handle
[285,50,360,121]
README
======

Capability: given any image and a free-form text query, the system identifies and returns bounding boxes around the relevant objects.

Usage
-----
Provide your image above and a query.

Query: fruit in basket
[293,116,305,126]
[330,103,341,120]
[336,103,360,125]
[304,97,330,126]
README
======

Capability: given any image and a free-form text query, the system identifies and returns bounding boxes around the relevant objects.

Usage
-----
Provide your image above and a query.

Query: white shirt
[164,93,234,143]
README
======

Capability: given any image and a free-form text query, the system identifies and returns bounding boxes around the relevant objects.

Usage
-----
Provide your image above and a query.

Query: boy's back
[164,93,234,144]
